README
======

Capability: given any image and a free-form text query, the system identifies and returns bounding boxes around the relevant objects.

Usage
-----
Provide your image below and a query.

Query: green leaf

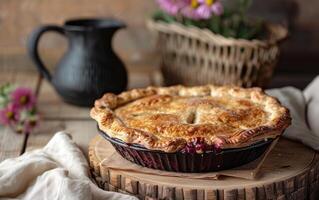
[209,17,221,33]
[238,0,252,14]
[152,10,176,23]
[0,96,8,108]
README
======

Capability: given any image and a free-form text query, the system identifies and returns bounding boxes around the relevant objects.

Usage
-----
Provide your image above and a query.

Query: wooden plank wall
[0,0,318,89]
[0,0,318,72]
[0,0,159,74]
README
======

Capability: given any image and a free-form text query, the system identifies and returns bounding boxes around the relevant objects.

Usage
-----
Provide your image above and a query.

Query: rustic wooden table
[0,68,157,162]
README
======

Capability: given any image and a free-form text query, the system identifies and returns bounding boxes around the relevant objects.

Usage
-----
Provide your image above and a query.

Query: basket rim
[147,19,288,48]
[97,125,274,155]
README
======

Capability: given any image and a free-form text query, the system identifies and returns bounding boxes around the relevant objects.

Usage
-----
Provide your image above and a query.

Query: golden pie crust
[91,85,291,153]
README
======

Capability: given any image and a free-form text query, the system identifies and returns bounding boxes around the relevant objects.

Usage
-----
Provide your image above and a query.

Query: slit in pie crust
[91,85,291,153]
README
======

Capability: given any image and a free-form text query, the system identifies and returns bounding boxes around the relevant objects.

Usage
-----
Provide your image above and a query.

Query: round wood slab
[89,135,319,200]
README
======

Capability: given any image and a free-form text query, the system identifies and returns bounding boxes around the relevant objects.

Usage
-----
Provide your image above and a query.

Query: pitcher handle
[27,25,65,82]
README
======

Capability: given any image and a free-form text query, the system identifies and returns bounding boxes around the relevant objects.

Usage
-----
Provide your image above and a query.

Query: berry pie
[91,85,291,153]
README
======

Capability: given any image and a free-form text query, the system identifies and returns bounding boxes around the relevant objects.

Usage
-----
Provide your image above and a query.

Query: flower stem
[34,74,43,97]
[20,131,30,155]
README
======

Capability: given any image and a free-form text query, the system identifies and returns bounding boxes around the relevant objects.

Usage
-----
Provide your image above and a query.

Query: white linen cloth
[0,76,318,200]
[266,76,319,150]
[0,132,138,200]
[304,76,319,139]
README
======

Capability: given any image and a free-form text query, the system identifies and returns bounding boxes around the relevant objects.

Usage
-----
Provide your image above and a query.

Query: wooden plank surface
[0,70,38,161]
[0,66,153,162]
[37,82,91,120]
[26,120,97,157]
[25,121,65,151]
[0,128,26,162]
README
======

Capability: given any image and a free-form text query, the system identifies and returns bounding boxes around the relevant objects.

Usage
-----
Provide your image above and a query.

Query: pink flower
[181,0,223,20]
[211,1,223,16]
[0,84,39,135]
[0,104,20,125]
[196,0,223,19]
[23,115,38,134]
[181,6,202,20]
[11,87,36,109]
[156,0,224,20]
[196,4,212,19]
[156,0,189,16]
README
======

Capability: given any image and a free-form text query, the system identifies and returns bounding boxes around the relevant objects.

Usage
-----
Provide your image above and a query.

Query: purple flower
[0,84,39,135]
[0,104,20,125]
[155,0,224,20]
[11,87,36,109]
[196,4,212,19]
[181,6,201,20]
[156,0,189,16]
[181,0,224,20]
[211,1,223,16]
[196,0,224,19]
[23,115,39,134]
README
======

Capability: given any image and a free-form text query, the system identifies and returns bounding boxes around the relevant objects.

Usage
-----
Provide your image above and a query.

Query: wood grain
[0,70,38,161]
[89,135,319,200]
[0,0,318,60]
[0,127,26,162]
[37,81,90,120]
[25,120,65,151]
[26,120,98,157]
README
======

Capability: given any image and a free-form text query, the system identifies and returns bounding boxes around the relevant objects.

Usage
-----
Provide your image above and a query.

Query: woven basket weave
[147,20,288,87]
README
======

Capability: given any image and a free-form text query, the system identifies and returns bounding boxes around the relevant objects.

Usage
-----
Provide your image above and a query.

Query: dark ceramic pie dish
[97,127,274,173]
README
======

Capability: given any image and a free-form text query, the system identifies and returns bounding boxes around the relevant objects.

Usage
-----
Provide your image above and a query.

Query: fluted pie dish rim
[97,126,275,172]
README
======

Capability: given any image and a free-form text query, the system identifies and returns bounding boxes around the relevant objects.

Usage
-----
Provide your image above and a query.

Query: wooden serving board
[89,135,319,200]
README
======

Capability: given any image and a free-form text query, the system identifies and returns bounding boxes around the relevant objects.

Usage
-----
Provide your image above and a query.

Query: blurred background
[0,0,318,89]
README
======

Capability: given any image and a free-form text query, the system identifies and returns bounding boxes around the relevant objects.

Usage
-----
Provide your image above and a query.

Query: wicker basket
[147,20,288,87]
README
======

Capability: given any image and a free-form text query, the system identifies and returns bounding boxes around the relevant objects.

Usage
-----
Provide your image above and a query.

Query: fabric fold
[0,132,138,200]
[266,82,319,150]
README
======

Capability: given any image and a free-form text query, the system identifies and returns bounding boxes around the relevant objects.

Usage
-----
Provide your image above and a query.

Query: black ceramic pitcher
[28,18,127,107]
